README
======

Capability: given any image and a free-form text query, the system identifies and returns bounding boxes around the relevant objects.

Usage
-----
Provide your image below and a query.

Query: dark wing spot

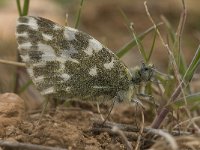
[69,31,91,51]
[59,39,70,50]
[94,48,112,63]
[28,50,43,62]
[37,75,63,90]
[17,36,28,44]
[46,61,60,70]
[27,30,43,45]
[18,17,29,23]
[37,17,56,29]
[75,31,91,41]
[16,24,31,33]
[33,61,60,77]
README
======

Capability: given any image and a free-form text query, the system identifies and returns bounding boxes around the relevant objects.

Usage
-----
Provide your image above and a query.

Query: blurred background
[0,0,199,109]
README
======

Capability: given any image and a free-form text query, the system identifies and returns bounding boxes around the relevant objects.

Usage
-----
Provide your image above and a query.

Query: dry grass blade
[135,106,145,150]
[144,1,181,83]
[143,0,199,130]
[150,135,200,150]
[149,129,178,150]
[112,126,133,150]
[173,116,200,130]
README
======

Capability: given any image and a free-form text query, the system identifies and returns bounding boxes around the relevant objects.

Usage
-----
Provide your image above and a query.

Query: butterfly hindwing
[16,16,132,101]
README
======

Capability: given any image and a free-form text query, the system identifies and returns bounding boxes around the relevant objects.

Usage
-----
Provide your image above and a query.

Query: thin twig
[149,129,178,150]
[91,127,140,141]
[0,140,67,150]
[92,120,192,136]
[112,126,133,150]
[0,59,26,67]
[173,116,200,129]
[0,59,26,93]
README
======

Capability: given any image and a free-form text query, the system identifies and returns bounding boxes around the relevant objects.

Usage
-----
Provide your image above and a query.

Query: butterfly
[16,16,153,102]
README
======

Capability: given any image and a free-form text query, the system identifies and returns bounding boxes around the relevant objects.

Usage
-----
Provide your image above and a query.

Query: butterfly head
[130,63,154,85]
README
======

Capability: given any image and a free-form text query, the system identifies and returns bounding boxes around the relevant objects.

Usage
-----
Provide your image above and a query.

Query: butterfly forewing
[16,16,132,101]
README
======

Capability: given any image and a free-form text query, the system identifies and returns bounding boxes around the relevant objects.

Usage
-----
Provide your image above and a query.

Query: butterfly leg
[133,83,156,106]
[101,98,116,125]
[96,102,105,121]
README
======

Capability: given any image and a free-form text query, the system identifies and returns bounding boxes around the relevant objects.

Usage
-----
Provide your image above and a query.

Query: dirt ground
[0,93,152,150]
[0,93,200,150]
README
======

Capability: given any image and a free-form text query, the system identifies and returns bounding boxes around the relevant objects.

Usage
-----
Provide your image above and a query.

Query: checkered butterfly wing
[16,16,132,100]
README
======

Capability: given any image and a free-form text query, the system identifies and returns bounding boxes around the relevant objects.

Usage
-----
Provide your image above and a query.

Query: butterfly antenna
[152,68,173,80]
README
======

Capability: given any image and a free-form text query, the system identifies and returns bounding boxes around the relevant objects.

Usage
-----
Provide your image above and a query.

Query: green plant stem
[74,0,84,29]
[16,0,22,16]
[147,31,157,62]
[116,22,162,58]
[22,0,29,16]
